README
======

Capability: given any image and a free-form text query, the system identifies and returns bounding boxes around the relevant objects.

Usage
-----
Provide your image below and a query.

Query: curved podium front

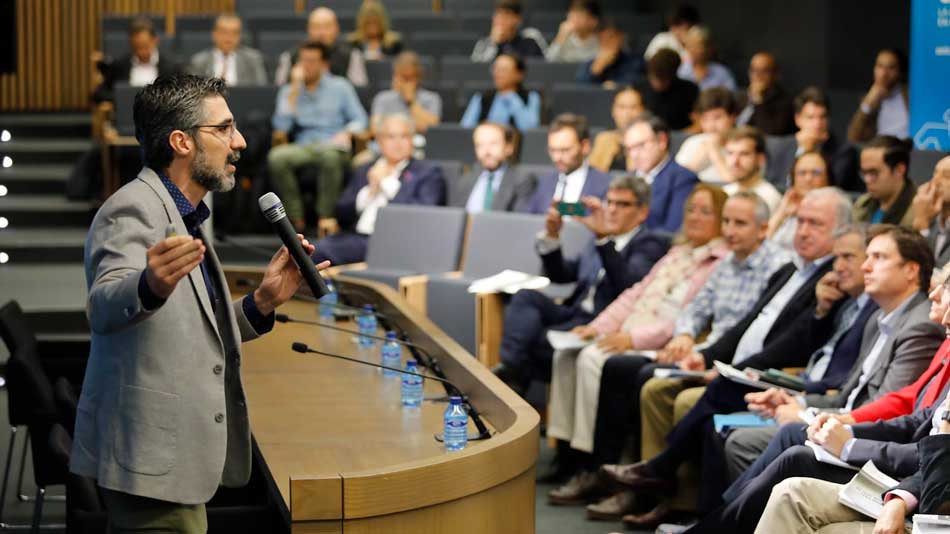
[225,268,540,534]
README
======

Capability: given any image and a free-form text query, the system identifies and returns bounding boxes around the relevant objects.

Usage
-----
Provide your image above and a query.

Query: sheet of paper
[806,440,858,471]
[545,330,592,351]
[467,270,550,294]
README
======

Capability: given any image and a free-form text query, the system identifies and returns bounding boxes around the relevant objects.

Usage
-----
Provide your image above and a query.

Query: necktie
[483,171,496,211]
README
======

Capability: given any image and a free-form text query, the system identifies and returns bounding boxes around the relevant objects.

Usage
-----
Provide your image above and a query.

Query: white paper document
[805,440,859,471]
[913,514,950,534]
[837,460,901,520]
[713,360,800,394]
[467,270,550,294]
[545,330,592,351]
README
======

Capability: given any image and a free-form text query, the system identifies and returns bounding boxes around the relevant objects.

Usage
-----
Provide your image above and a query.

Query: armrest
[325,262,367,278]
[398,275,429,315]
[475,291,505,368]
[442,271,464,280]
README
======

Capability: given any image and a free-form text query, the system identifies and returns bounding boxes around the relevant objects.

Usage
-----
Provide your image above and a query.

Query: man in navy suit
[494,175,671,395]
[523,113,612,214]
[625,113,699,233]
[310,114,446,265]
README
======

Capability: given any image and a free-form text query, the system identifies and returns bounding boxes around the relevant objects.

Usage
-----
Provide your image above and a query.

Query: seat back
[549,84,618,129]
[113,84,139,137]
[425,124,475,162]
[365,205,468,274]
[461,211,546,279]
[518,128,549,165]
[227,85,280,125]
[910,149,949,186]
[0,300,36,354]
[54,377,78,437]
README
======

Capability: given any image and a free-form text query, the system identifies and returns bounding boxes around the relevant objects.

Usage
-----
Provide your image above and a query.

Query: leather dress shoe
[547,471,610,505]
[600,461,676,494]
[585,490,637,521]
[621,501,671,529]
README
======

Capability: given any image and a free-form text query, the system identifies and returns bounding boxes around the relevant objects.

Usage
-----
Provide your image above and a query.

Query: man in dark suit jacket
[625,114,699,233]
[910,155,950,266]
[91,17,181,103]
[449,122,536,212]
[522,114,612,214]
[188,14,267,87]
[765,86,860,192]
[494,176,670,395]
[310,115,446,266]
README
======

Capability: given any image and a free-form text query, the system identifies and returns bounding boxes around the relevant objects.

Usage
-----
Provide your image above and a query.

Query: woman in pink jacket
[547,183,729,495]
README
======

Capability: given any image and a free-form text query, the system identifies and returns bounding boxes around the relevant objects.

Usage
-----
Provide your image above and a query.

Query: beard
[191,140,239,193]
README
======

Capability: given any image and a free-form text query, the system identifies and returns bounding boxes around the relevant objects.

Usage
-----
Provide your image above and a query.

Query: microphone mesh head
[258,192,285,223]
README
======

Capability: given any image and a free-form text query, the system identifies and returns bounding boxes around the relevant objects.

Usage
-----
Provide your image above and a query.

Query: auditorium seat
[548,84,618,129]
[431,85,461,122]
[391,11,456,34]
[669,129,689,159]
[430,159,466,190]
[113,84,138,136]
[256,31,306,60]
[765,134,797,189]
[343,205,468,290]
[101,15,163,33]
[457,12,492,33]
[235,0,297,16]
[425,124,475,162]
[518,128,550,165]
[364,55,436,88]
[175,14,217,34]
[440,55,493,83]
[524,59,584,87]
[243,14,306,34]
[101,31,172,60]
[226,86,279,124]
[826,89,864,142]
[407,32,481,58]
[176,30,215,61]
[910,149,949,186]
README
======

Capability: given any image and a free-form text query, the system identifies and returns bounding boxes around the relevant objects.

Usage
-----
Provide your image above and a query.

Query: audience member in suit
[471,0,547,63]
[492,176,671,396]
[370,51,441,135]
[268,41,368,232]
[767,151,830,252]
[460,53,541,131]
[643,3,699,62]
[92,16,181,103]
[309,114,446,266]
[694,228,943,534]
[586,188,844,522]
[274,7,368,88]
[852,136,916,226]
[634,48,699,131]
[677,25,736,91]
[523,114,612,214]
[753,430,950,534]
[625,114,700,233]
[848,48,909,143]
[589,87,646,172]
[576,19,644,88]
[721,127,783,212]
[450,122,536,213]
[546,184,728,505]
[911,155,950,266]
[546,0,601,63]
[766,86,860,192]
[675,88,738,186]
[188,14,267,87]
[735,52,796,136]
[723,260,950,485]
[346,1,404,61]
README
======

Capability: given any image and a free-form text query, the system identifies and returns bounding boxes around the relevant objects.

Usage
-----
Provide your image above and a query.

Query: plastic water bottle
[357,304,377,347]
[318,279,337,319]
[443,396,468,451]
[380,331,402,377]
[401,359,423,408]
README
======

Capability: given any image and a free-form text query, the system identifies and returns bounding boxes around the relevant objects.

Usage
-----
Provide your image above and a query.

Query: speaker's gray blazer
[189,46,268,86]
[71,167,263,504]
[805,291,943,410]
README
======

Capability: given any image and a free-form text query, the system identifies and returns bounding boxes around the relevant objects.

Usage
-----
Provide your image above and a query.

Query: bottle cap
[449,395,462,404]
[406,359,418,368]
[386,331,397,340]
[362,304,373,311]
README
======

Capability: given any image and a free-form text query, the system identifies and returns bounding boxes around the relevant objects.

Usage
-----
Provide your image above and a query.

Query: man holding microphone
[72,74,328,533]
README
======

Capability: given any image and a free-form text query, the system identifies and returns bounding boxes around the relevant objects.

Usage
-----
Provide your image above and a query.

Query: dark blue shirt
[137,172,273,334]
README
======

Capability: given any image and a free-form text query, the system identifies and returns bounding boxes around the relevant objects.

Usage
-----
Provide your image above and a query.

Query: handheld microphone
[291,342,492,441]
[258,192,330,298]
[277,313,433,369]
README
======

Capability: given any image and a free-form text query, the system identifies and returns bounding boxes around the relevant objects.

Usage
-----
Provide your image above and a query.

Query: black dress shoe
[491,362,529,396]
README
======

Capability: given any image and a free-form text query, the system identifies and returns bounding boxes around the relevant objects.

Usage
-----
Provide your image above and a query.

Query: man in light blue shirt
[267,41,367,231]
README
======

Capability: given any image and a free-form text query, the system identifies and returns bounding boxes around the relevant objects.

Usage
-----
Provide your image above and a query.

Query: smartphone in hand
[557,201,588,216]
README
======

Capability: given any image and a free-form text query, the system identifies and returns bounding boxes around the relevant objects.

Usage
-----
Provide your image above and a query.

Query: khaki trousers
[753,477,877,534]
[101,487,207,534]
[547,344,615,453]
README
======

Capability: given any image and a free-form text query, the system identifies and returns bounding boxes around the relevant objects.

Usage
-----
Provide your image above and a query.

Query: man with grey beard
[73,74,328,532]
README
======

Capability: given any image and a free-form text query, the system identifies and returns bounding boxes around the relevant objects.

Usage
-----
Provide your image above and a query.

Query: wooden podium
[225,268,540,534]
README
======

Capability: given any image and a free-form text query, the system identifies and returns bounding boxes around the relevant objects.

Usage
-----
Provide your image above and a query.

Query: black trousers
[723,422,810,502]
[499,289,592,382]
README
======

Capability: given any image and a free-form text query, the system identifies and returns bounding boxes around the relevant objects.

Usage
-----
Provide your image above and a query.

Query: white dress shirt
[212,49,238,86]
[129,51,159,87]
[465,166,506,214]
[553,163,591,203]
[355,160,409,235]
[876,87,909,139]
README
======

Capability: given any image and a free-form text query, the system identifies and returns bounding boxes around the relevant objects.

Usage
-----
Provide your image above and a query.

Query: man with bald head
[735,52,795,135]
[189,14,267,86]
[309,114,447,266]
[912,155,950,266]
[274,7,368,87]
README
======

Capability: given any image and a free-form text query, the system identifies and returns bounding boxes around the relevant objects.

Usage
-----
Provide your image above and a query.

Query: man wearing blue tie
[449,122,537,213]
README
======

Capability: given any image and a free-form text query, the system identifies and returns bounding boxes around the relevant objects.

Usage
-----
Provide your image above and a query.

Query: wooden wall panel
[0,0,234,111]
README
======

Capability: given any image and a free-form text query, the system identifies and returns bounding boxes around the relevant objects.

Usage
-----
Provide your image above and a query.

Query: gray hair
[376,113,415,133]
[802,186,853,233]
[832,222,868,242]
[727,191,770,224]
[133,74,228,172]
[608,175,651,205]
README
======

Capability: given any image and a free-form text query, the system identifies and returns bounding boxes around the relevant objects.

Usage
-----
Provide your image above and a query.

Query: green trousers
[101,487,207,534]
[266,142,349,221]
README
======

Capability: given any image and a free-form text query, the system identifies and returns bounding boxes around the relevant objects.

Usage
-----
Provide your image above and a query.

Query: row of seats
[232,0,640,16]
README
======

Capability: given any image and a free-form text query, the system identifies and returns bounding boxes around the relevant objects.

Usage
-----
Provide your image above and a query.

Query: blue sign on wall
[910,0,950,150]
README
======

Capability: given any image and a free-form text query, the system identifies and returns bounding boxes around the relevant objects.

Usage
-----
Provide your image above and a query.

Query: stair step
[0,164,71,195]
[0,228,86,264]
[0,264,88,314]
[0,195,95,228]
[0,113,92,139]
[0,139,93,164]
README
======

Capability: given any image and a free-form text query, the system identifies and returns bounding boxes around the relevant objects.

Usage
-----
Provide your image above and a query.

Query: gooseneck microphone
[291,342,491,441]
[258,192,329,298]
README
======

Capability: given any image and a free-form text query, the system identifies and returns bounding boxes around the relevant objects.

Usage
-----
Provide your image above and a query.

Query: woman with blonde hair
[347,1,404,60]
